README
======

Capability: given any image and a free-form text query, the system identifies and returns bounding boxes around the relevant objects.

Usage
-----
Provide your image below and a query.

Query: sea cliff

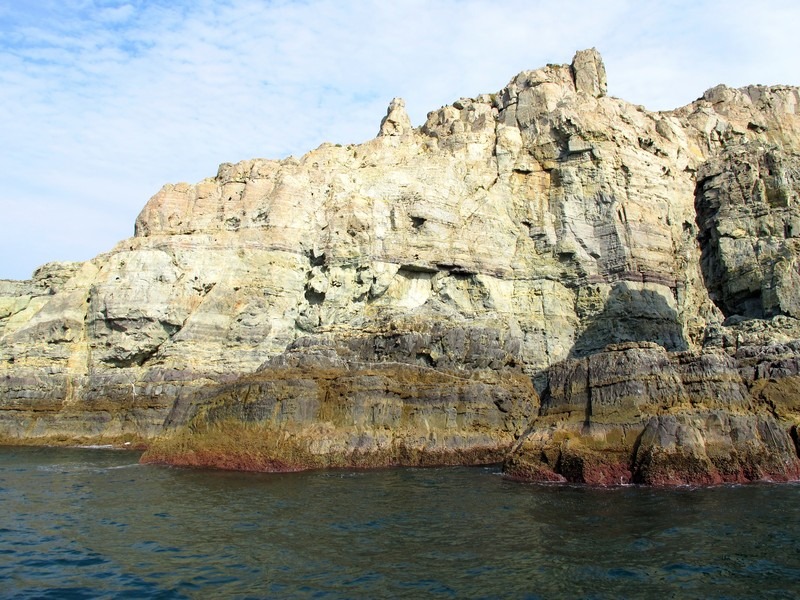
[2,49,799,484]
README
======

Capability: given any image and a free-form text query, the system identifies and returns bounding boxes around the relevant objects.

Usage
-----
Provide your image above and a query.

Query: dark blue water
[1,447,799,599]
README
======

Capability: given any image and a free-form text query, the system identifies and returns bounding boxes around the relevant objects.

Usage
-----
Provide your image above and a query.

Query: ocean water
[1,447,799,599]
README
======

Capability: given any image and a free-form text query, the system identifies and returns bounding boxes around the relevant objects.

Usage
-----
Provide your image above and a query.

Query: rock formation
[2,49,799,484]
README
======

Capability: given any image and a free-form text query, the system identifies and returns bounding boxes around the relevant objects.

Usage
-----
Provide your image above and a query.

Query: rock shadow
[569,282,687,358]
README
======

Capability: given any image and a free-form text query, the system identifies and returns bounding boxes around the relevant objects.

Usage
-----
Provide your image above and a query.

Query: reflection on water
[1,446,799,598]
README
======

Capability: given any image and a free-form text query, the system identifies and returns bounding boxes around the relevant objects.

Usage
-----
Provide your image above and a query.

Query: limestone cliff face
[2,49,799,483]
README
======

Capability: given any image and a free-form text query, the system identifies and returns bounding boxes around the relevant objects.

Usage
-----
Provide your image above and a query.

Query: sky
[1,0,798,280]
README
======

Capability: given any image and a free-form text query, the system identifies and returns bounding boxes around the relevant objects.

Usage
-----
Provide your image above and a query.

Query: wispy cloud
[1,0,798,279]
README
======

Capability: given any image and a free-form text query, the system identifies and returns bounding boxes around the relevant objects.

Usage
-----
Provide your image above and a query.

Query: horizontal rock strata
[504,342,800,484]
[2,48,800,484]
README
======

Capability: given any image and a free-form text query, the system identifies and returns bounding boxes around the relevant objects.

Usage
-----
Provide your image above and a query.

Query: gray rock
[571,48,607,98]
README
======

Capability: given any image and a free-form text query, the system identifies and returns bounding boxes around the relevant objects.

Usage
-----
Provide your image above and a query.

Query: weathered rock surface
[504,342,800,484]
[696,146,800,319]
[2,49,799,484]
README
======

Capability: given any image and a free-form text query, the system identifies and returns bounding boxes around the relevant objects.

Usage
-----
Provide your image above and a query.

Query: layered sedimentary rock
[2,49,799,483]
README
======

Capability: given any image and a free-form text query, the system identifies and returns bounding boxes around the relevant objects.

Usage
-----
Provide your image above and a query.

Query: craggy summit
[2,49,800,484]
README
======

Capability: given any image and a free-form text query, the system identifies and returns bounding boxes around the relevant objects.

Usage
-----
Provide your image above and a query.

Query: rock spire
[378,97,412,136]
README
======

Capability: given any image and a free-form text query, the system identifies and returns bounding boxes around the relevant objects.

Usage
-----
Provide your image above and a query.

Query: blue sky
[1,0,798,280]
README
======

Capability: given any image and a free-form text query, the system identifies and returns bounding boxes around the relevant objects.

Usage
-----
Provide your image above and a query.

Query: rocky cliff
[2,49,799,484]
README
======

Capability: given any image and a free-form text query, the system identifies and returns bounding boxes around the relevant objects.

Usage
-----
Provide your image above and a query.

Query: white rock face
[1,49,799,455]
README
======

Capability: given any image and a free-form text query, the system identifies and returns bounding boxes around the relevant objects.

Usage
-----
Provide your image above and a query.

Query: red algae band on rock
[2,49,800,485]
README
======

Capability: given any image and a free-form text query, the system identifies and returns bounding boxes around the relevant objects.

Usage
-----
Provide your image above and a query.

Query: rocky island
[2,49,799,485]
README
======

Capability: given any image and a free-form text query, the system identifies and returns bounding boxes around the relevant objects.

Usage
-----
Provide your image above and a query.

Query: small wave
[36,462,141,474]
[69,442,137,450]
[36,464,91,473]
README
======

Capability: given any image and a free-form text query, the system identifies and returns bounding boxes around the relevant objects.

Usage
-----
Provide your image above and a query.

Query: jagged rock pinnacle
[571,48,607,98]
[378,97,412,136]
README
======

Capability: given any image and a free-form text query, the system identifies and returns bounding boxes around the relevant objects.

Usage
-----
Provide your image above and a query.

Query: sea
[1,446,798,599]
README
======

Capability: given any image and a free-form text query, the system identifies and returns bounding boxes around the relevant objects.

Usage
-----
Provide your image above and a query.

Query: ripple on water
[2,448,800,599]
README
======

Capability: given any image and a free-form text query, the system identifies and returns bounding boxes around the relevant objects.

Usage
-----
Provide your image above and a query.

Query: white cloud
[1,0,798,279]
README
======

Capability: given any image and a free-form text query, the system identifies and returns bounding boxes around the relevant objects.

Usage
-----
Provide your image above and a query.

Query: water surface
[1,446,799,598]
